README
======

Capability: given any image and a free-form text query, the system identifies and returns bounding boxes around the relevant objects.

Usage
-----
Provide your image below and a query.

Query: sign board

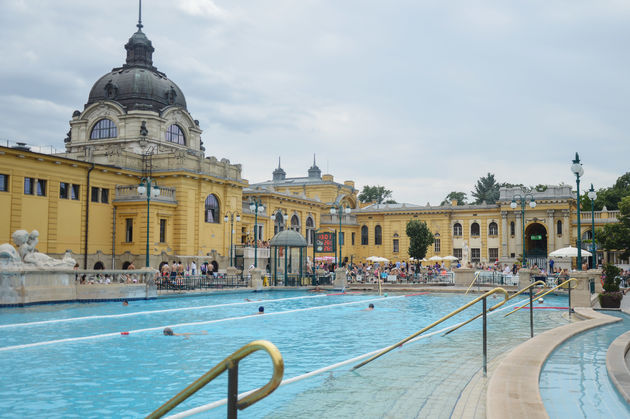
[530,235,542,240]
[314,232,336,253]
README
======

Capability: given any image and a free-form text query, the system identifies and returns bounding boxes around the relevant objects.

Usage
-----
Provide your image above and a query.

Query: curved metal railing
[504,277,577,317]
[147,340,284,419]
[444,280,547,336]
[352,287,509,371]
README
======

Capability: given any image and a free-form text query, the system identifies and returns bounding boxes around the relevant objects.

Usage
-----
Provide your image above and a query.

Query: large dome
[86,22,187,112]
[87,67,187,112]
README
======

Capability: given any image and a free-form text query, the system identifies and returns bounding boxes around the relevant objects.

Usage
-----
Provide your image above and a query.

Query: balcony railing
[320,214,358,225]
[581,210,620,222]
[235,246,271,259]
[114,185,177,203]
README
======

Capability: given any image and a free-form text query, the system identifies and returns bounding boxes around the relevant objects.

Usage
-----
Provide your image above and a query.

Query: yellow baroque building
[0,12,625,272]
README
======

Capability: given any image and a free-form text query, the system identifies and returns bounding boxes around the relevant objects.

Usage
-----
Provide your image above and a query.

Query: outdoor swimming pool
[540,311,630,418]
[0,290,570,418]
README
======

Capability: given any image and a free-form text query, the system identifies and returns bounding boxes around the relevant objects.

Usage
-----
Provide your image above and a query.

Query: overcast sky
[1,0,629,204]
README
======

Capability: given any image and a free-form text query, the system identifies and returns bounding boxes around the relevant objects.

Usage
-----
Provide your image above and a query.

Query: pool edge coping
[486,307,621,419]
[606,309,630,405]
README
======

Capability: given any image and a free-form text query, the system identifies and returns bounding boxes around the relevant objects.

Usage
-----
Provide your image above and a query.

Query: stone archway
[525,222,547,262]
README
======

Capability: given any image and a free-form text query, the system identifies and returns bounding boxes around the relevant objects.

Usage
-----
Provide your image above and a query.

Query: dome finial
[273,156,286,181]
[137,0,143,31]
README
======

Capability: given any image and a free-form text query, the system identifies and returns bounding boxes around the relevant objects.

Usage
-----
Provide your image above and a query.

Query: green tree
[596,195,630,259]
[441,191,467,206]
[471,173,500,204]
[406,220,434,261]
[581,172,630,211]
[358,185,396,204]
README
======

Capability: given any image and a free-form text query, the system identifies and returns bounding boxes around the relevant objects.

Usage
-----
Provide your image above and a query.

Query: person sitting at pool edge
[258,306,265,314]
[363,303,374,311]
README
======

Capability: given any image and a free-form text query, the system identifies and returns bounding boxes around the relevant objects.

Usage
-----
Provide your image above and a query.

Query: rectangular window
[101,188,109,203]
[36,179,46,196]
[257,224,264,241]
[0,174,9,192]
[159,219,166,243]
[453,248,462,260]
[125,218,133,243]
[393,239,399,253]
[352,232,355,246]
[24,177,34,195]
[59,182,69,199]
[91,187,99,202]
[471,248,481,262]
[489,248,499,261]
[71,184,80,200]
[434,238,441,253]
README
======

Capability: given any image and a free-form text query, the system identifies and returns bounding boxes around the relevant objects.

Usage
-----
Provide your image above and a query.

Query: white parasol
[548,246,592,258]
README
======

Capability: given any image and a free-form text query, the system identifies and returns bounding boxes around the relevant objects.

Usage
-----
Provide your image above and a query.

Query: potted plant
[599,263,623,309]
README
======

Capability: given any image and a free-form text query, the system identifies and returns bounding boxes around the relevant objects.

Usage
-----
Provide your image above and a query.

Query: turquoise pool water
[540,311,630,418]
[0,290,569,418]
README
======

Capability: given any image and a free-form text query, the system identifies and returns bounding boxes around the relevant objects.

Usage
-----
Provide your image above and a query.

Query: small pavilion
[269,230,308,286]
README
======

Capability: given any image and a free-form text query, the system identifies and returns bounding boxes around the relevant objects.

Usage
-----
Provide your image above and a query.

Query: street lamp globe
[571,153,584,177]
[529,200,536,208]
[224,215,229,223]
[510,200,517,209]
[249,202,256,212]
[137,184,146,195]
[236,214,241,222]
[330,207,336,215]
[344,207,352,214]
[587,185,597,201]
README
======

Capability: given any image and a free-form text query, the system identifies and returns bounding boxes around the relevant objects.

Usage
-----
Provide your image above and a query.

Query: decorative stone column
[562,209,570,248]
[334,268,347,289]
[501,211,508,259]
[518,268,532,289]
[250,268,263,290]
[515,211,523,259]
[547,209,555,253]
[569,271,596,308]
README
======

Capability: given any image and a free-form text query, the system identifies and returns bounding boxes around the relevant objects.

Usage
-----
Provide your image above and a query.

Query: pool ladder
[146,340,284,419]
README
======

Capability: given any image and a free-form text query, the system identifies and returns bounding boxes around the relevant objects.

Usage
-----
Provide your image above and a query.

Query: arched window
[93,261,105,270]
[488,222,498,236]
[453,223,462,236]
[291,214,300,233]
[204,194,219,223]
[274,212,285,235]
[471,222,480,237]
[557,220,563,235]
[361,225,369,245]
[510,221,515,236]
[165,124,185,145]
[583,230,593,240]
[375,225,382,245]
[90,119,117,139]
[306,216,315,245]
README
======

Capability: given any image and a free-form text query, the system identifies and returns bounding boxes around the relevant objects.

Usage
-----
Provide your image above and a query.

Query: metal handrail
[504,278,578,317]
[352,287,509,371]
[147,340,284,419]
[444,280,547,336]
[465,271,481,295]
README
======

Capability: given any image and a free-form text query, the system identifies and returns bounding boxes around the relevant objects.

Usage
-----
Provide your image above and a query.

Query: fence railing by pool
[156,275,251,291]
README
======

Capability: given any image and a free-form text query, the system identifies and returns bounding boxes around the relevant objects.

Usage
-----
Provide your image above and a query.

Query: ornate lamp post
[587,184,597,269]
[249,198,265,268]
[510,193,536,268]
[330,204,351,267]
[224,211,240,267]
[137,177,160,268]
[571,153,584,270]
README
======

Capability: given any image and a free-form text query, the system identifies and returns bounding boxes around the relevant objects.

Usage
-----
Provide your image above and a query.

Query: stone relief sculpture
[1,229,76,268]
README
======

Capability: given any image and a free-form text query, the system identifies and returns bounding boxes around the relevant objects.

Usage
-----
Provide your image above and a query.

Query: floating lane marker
[0,294,329,329]
[0,295,402,352]
[404,292,430,297]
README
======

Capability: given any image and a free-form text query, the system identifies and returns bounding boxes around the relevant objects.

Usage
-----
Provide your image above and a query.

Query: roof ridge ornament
[137,0,143,31]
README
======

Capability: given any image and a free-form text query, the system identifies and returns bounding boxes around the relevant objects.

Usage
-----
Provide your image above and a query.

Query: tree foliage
[441,191,467,206]
[581,172,630,211]
[358,185,396,204]
[406,220,434,261]
[596,195,630,259]
[471,173,500,204]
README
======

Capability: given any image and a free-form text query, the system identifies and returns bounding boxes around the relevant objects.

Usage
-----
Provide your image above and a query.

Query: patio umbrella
[548,246,592,258]
[442,255,459,261]
[429,256,443,261]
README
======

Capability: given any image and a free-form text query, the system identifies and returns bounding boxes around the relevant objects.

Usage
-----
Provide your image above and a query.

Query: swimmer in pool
[309,286,323,292]
[257,306,265,314]
[363,303,375,311]
[163,327,207,338]
[122,300,129,306]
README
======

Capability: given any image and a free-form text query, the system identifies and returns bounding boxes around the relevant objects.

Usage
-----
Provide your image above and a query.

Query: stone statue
[7,229,75,268]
